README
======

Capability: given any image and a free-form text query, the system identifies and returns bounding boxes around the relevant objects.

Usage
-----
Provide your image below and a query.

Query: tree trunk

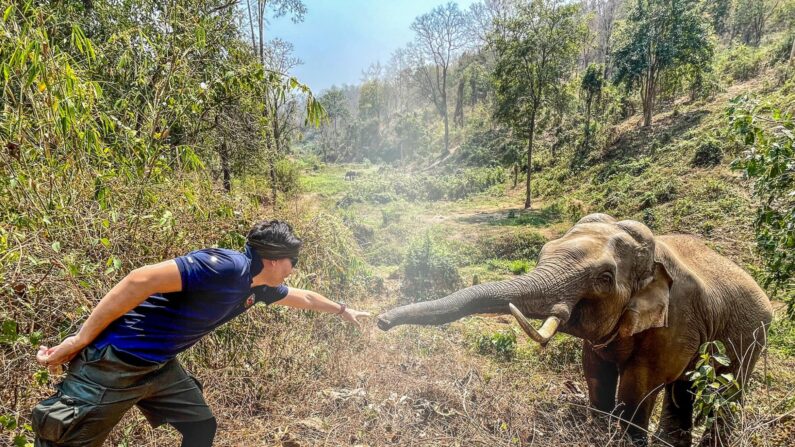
[264,135,277,208]
[525,110,536,209]
[513,163,518,189]
[442,68,450,155]
[642,71,655,128]
[470,76,477,107]
[790,34,795,67]
[454,78,465,127]
[220,140,231,193]
[443,109,450,155]
[583,95,592,155]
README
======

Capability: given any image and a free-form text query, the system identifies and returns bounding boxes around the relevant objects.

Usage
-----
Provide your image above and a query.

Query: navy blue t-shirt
[92,246,288,363]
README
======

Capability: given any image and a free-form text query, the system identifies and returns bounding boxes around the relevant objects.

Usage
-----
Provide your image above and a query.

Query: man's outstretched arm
[36,260,182,369]
[277,287,370,329]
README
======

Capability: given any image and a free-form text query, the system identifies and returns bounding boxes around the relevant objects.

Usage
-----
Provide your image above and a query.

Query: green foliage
[575,64,605,170]
[491,0,587,206]
[474,328,517,361]
[476,230,547,262]
[274,158,301,194]
[338,167,506,205]
[729,96,795,309]
[400,232,464,303]
[687,341,741,427]
[717,44,765,82]
[507,260,530,275]
[612,0,713,126]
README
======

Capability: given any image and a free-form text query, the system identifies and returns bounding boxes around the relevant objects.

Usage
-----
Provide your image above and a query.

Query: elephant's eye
[599,271,613,286]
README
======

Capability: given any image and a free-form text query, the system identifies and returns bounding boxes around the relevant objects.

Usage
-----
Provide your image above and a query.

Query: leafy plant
[400,232,464,303]
[475,328,517,361]
[687,341,741,427]
[729,96,794,312]
[508,260,530,275]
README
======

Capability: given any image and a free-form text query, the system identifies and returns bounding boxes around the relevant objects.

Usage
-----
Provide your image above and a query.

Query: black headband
[246,239,300,260]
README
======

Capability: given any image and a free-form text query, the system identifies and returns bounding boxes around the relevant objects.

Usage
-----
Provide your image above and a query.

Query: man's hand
[36,335,85,374]
[340,308,371,329]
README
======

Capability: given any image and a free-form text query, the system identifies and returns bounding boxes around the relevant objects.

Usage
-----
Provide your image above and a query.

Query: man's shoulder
[177,247,250,288]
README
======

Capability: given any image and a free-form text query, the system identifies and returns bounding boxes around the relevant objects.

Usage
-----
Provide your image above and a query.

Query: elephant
[377,214,773,446]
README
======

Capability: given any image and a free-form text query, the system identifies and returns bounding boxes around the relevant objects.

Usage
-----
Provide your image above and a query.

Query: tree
[491,0,587,209]
[590,0,621,78]
[576,63,604,169]
[612,0,713,128]
[317,87,352,162]
[409,2,471,155]
[242,0,307,65]
[729,0,780,46]
[241,0,324,205]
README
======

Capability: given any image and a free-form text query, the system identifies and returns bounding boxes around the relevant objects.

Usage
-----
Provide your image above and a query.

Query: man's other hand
[36,335,84,374]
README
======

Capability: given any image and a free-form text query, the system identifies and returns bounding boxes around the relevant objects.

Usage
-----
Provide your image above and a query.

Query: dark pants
[31,345,214,446]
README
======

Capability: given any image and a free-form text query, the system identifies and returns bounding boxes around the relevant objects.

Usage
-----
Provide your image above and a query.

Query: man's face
[262,257,294,286]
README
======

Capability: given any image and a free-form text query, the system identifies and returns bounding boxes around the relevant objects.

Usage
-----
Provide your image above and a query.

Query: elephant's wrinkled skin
[378,214,772,446]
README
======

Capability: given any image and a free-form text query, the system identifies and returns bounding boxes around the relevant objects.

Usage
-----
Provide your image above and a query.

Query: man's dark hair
[246,220,302,260]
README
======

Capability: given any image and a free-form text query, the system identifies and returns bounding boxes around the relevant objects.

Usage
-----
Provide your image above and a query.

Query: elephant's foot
[655,427,692,447]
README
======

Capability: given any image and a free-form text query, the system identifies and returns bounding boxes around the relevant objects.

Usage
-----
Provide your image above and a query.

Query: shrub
[275,158,301,194]
[691,137,724,167]
[336,167,506,206]
[476,230,547,262]
[400,233,464,303]
[718,44,765,82]
[508,260,531,275]
[687,341,741,429]
[474,329,517,361]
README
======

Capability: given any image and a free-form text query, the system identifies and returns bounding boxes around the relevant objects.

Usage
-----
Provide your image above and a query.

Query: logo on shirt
[244,294,255,308]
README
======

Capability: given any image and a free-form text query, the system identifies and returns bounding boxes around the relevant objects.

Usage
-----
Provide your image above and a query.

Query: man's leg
[137,361,216,445]
[32,346,143,447]
[172,418,218,447]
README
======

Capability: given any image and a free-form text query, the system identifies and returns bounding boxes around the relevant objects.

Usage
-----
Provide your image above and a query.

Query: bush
[691,137,724,167]
[336,167,506,206]
[508,260,531,275]
[474,329,517,361]
[275,158,301,194]
[476,230,547,262]
[718,44,765,82]
[400,232,464,303]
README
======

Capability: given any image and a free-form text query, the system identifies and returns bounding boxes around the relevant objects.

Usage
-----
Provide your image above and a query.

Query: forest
[1,0,794,446]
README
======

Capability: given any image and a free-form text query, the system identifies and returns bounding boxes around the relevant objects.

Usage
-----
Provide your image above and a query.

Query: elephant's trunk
[377,264,581,335]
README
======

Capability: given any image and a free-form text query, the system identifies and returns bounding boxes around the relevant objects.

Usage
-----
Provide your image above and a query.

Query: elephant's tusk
[509,303,560,346]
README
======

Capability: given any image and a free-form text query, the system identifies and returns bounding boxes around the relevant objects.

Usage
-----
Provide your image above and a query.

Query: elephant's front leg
[582,340,618,414]
[657,380,694,447]
[616,363,665,446]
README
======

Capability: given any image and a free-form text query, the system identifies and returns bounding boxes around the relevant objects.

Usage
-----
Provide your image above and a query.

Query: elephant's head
[377,213,672,346]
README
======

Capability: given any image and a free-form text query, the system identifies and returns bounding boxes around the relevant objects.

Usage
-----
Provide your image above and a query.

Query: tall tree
[317,87,352,162]
[242,0,310,205]
[612,0,712,128]
[729,0,780,46]
[590,0,621,78]
[409,2,471,155]
[576,63,604,169]
[492,0,587,209]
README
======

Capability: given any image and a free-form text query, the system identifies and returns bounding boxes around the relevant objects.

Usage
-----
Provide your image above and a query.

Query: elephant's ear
[617,262,673,338]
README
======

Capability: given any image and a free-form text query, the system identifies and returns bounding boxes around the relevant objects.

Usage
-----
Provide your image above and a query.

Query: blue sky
[267,0,477,93]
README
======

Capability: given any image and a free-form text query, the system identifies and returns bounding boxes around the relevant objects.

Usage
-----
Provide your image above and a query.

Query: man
[32,220,369,447]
